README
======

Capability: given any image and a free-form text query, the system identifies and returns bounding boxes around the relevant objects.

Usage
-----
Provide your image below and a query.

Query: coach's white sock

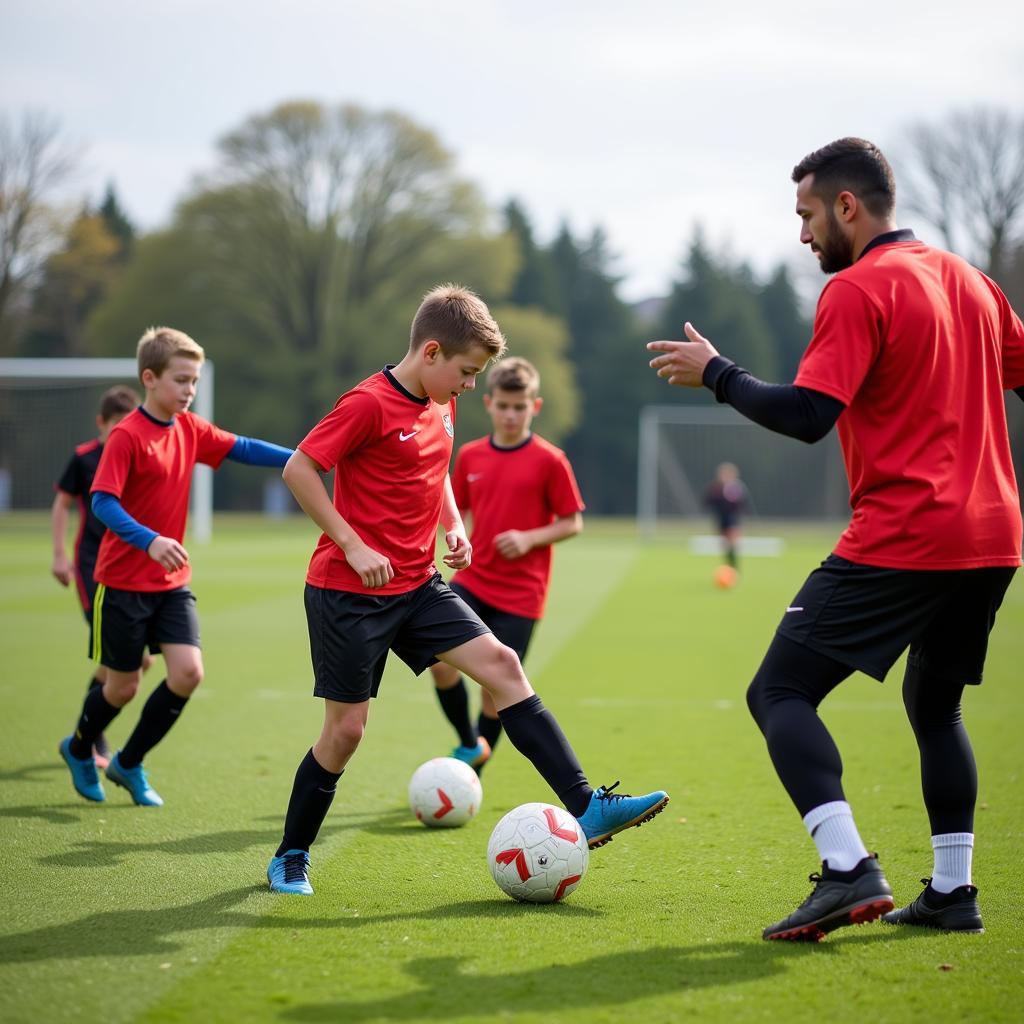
[931,833,974,893]
[803,801,870,872]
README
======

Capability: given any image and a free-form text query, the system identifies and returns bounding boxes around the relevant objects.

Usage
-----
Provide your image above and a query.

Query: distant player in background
[51,385,145,768]
[58,326,294,808]
[648,137,1023,941]
[703,461,748,577]
[429,357,584,774]
[268,285,668,896]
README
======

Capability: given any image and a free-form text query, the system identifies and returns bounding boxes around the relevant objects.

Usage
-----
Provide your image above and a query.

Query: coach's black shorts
[449,582,537,664]
[776,554,1016,683]
[90,584,200,671]
[305,574,491,703]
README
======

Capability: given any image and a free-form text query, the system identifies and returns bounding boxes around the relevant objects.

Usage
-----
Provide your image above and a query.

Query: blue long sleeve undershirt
[92,491,158,552]
[91,436,293,550]
[226,436,294,467]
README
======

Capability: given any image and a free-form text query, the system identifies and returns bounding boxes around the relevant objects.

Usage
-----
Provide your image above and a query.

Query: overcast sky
[2,0,1021,300]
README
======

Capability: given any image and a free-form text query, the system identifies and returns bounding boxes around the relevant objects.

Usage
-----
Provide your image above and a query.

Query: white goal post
[0,357,215,541]
[636,404,849,537]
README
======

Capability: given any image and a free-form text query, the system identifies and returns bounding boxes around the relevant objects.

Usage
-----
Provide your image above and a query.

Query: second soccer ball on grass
[408,757,482,827]
[487,802,590,903]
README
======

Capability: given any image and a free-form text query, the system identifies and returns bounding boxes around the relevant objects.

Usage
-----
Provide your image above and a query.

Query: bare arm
[495,512,584,560]
[50,490,74,585]
[282,449,394,588]
[440,474,472,570]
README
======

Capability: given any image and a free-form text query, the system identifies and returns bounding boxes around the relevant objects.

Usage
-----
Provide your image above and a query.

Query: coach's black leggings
[746,634,975,832]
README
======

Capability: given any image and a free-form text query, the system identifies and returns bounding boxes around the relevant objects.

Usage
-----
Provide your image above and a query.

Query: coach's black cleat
[881,878,984,933]
[762,854,894,942]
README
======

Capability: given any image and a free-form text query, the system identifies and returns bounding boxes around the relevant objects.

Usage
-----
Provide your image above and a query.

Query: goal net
[0,358,215,541]
[637,405,850,537]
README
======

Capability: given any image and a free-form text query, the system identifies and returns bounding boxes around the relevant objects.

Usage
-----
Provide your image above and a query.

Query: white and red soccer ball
[408,757,482,828]
[487,802,589,903]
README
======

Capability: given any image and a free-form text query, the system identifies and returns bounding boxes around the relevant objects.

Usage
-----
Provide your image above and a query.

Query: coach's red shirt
[91,408,236,590]
[450,434,585,618]
[795,232,1024,569]
[300,367,456,595]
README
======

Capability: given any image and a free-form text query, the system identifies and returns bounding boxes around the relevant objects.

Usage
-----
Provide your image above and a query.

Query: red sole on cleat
[849,898,895,925]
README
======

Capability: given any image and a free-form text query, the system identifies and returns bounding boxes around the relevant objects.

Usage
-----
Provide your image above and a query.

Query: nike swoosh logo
[786,606,804,612]
[399,430,418,441]
[467,473,483,482]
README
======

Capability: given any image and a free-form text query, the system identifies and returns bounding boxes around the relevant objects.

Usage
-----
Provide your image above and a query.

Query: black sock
[69,684,122,759]
[725,545,738,569]
[498,695,592,816]
[435,675,477,748]
[86,677,110,755]
[118,680,188,769]
[477,711,503,751]
[277,749,344,856]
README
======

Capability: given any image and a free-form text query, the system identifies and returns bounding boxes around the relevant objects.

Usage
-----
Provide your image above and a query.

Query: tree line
[2,103,1022,513]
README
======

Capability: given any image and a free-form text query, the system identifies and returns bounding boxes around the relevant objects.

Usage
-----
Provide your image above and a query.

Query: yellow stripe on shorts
[92,583,106,663]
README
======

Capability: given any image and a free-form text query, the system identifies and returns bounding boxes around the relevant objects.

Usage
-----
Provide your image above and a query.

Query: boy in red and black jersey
[429,357,584,773]
[648,137,1024,940]
[51,384,140,766]
[58,327,293,808]
[268,285,667,896]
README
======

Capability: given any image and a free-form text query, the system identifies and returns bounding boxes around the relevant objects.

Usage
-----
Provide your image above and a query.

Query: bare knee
[324,714,365,756]
[169,663,204,696]
[104,672,142,706]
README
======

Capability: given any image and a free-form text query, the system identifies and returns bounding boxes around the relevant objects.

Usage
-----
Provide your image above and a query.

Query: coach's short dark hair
[792,138,895,217]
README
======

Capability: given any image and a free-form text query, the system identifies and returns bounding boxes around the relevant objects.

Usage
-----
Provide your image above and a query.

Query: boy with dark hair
[58,326,294,807]
[648,136,1023,940]
[52,384,142,768]
[429,356,584,773]
[268,284,668,895]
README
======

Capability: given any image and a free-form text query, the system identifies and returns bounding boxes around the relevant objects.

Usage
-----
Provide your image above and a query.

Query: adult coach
[648,137,1024,941]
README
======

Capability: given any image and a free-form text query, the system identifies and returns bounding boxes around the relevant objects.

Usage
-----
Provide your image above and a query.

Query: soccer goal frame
[636,403,849,536]
[0,357,215,541]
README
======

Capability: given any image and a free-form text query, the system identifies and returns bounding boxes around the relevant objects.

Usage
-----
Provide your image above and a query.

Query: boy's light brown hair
[99,384,140,422]
[136,327,205,380]
[487,356,540,396]
[410,284,507,359]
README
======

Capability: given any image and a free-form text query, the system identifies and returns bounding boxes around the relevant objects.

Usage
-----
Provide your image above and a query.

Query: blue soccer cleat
[106,753,163,806]
[59,735,105,802]
[451,737,491,770]
[576,781,670,848]
[268,849,314,895]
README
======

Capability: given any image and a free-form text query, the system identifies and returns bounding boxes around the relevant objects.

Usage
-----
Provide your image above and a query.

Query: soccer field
[1,514,1022,1024]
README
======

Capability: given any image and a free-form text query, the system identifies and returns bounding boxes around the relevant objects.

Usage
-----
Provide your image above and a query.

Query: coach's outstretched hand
[647,322,720,388]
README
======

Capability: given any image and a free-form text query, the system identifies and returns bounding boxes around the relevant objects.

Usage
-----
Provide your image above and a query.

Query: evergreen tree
[504,200,561,313]
[98,183,135,257]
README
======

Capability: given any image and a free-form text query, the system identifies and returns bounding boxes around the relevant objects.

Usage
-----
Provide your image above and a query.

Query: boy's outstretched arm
[440,474,472,571]
[494,512,583,560]
[282,450,393,589]
[225,436,294,467]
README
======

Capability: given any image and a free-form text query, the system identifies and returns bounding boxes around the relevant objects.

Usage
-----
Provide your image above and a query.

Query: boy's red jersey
[450,434,584,618]
[795,239,1024,570]
[91,408,236,591]
[300,368,456,595]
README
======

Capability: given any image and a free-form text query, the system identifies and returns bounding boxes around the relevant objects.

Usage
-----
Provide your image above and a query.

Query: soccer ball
[487,802,589,903]
[714,564,738,589]
[408,757,482,828]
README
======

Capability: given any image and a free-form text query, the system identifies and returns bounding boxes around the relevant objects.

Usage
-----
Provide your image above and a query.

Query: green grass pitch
[1,514,1022,1023]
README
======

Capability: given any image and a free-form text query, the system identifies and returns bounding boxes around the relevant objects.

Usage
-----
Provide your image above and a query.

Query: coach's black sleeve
[1016,385,1024,402]
[702,357,845,444]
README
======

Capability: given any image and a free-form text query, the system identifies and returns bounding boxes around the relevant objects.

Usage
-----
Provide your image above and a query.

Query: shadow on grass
[276,935,908,1023]
[33,813,386,867]
[0,888,599,964]
[0,761,64,783]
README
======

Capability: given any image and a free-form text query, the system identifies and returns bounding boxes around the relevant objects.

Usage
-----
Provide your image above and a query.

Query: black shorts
[305,574,491,703]
[449,582,537,664]
[90,585,200,671]
[776,554,1017,683]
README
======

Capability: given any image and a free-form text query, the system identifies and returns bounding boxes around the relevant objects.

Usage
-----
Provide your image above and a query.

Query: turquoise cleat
[59,736,105,802]
[576,781,669,848]
[451,737,491,771]
[106,753,163,806]
[268,849,314,895]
